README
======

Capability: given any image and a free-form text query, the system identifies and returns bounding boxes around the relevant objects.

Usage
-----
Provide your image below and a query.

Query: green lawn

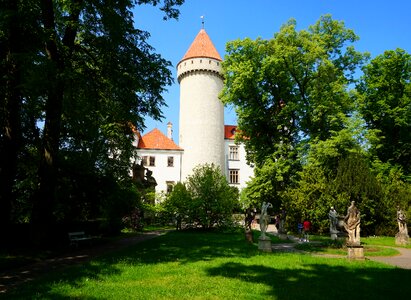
[3,230,411,300]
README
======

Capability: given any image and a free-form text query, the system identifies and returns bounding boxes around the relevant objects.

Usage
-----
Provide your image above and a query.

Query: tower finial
[200,15,204,29]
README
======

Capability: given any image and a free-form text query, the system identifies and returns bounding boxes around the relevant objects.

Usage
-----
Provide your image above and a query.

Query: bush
[164,164,239,229]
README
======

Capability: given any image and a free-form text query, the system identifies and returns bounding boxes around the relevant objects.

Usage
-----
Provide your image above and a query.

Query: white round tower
[177,28,225,180]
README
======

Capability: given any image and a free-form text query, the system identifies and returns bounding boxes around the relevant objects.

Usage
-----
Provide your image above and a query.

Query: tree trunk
[0,0,22,237]
[30,0,64,244]
[30,0,82,245]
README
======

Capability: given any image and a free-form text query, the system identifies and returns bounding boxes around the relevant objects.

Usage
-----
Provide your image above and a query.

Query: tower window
[167,156,174,167]
[229,146,239,160]
[229,170,239,184]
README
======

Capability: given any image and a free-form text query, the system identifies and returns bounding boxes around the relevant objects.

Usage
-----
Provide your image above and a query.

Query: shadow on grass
[206,261,411,300]
[3,230,411,299]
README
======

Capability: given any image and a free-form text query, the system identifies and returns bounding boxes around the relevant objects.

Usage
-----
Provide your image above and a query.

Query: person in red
[303,219,311,242]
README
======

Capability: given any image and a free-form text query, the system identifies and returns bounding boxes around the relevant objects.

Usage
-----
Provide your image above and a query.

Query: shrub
[165,164,239,229]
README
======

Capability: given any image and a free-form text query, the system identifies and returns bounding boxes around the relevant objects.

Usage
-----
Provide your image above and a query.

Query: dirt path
[0,230,166,294]
[366,247,411,269]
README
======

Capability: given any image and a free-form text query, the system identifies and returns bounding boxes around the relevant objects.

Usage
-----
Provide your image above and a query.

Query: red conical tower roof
[181,29,222,62]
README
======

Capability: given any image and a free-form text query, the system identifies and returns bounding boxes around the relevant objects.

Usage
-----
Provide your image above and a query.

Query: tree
[220,15,367,213]
[0,0,42,231]
[164,182,193,227]
[221,15,367,167]
[0,0,185,243]
[166,164,239,229]
[356,49,411,175]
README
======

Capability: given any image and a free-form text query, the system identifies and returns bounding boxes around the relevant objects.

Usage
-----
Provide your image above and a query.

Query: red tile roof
[137,128,182,151]
[181,29,222,62]
[225,125,237,140]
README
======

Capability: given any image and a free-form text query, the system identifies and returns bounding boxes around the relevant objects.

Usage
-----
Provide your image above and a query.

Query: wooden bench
[68,231,92,247]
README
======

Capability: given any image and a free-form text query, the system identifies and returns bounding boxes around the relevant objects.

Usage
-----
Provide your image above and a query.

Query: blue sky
[133,0,411,142]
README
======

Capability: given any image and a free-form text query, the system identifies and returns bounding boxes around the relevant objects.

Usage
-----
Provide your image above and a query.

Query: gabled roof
[225,125,237,140]
[181,29,222,62]
[137,128,182,151]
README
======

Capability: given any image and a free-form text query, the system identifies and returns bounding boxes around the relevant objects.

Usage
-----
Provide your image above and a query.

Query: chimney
[167,122,173,140]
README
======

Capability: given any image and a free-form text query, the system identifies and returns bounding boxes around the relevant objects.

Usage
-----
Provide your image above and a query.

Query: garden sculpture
[344,201,361,246]
[329,206,338,233]
[259,202,273,238]
[397,208,408,236]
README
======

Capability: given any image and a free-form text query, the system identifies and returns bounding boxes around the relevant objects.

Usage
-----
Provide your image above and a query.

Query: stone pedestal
[347,245,364,259]
[278,233,288,240]
[258,236,272,252]
[245,230,253,243]
[395,232,410,246]
[330,230,338,241]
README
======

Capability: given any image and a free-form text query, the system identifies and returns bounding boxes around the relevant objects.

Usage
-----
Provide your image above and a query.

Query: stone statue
[145,169,157,188]
[132,162,146,184]
[396,207,409,245]
[344,201,361,246]
[132,162,157,191]
[329,206,339,234]
[245,207,256,231]
[397,208,408,236]
[259,202,272,239]
[279,209,286,234]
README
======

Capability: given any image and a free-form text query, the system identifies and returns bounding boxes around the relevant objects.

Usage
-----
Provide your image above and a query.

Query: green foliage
[99,178,141,235]
[374,166,411,235]
[356,48,411,174]
[0,0,185,232]
[221,15,368,167]
[243,154,297,213]
[165,164,239,229]
[221,15,372,233]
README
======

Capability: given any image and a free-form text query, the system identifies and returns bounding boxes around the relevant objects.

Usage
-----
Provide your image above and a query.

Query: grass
[292,234,410,256]
[3,230,411,300]
[295,241,400,256]
[362,235,411,248]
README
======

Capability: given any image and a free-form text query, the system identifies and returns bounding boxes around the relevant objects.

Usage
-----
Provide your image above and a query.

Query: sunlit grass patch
[4,230,410,300]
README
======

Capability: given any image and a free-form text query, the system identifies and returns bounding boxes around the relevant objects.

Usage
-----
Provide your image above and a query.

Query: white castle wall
[136,149,182,193]
[178,57,225,179]
[224,140,254,189]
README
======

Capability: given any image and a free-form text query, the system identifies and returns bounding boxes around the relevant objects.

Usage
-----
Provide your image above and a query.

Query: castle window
[200,59,202,63]
[229,146,239,160]
[141,156,155,166]
[229,170,239,184]
[167,156,174,167]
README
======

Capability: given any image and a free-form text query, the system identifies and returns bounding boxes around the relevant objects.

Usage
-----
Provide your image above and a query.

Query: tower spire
[201,15,204,29]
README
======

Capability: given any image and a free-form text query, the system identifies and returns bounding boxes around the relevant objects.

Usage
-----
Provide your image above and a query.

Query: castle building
[136,28,253,194]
